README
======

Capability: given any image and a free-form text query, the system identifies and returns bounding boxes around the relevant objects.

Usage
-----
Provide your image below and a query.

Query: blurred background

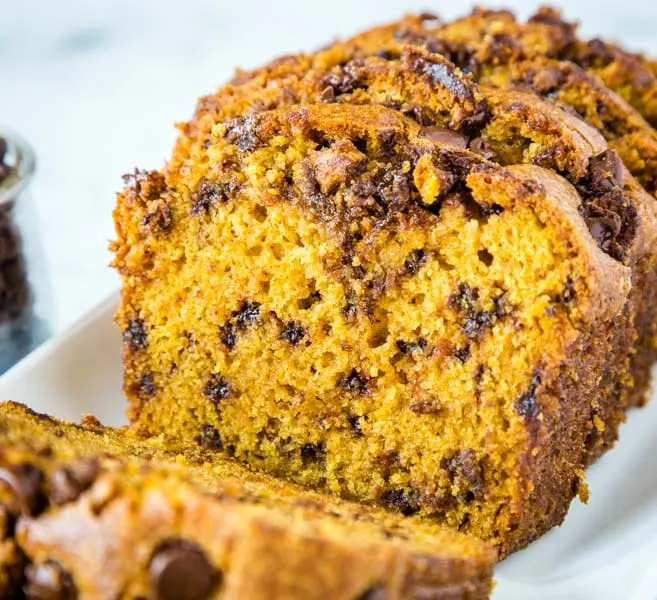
[2,0,657,334]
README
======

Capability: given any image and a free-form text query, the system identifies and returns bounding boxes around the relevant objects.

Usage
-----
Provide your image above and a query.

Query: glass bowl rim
[0,130,36,207]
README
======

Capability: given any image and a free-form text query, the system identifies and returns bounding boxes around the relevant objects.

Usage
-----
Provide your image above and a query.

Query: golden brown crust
[0,402,495,600]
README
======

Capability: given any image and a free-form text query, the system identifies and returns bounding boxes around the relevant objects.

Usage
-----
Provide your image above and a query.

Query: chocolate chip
[396,338,427,354]
[348,415,365,437]
[300,443,325,464]
[468,136,496,160]
[443,449,485,501]
[0,463,45,517]
[356,587,389,600]
[24,561,77,600]
[588,149,624,190]
[477,249,494,266]
[404,249,427,275]
[234,301,261,329]
[219,322,236,350]
[191,181,227,216]
[142,203,173,232]
[196,425,223,451]
[409,397,442,414]
[319,85,335,102]
[149,539,219,600]
[280,321,306,345]
[224,115,263,152]
[410,55,472,101]
[515,372,542,418]
[448,283,479,312]
[375,49,396,60]
[203,374,233,403]
[418,126,467,149]
[557,277,576,304]
[123,318,147,350]
[338,369,369,394]
[462,310,497,340]
[50,459,100,506]
[453,345,471,363]
[379,489,420,516]
[139,372,157,397]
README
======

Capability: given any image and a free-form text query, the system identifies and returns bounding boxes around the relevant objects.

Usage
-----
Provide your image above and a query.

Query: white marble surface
[2,0,657,333]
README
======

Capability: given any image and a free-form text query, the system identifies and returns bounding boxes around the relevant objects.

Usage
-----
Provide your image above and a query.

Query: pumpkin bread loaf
[0,402,496,600]
[184,39,657,412]
[113,100,633,556]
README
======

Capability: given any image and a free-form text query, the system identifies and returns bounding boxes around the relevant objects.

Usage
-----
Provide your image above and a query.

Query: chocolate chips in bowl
[0,131,49,373]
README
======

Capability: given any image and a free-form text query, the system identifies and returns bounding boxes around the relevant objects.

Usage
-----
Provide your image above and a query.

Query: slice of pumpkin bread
[0,402,495,600]
[113,101,632,556]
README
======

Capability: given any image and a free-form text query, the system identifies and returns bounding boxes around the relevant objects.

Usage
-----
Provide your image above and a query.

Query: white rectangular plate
[1,293,656,599]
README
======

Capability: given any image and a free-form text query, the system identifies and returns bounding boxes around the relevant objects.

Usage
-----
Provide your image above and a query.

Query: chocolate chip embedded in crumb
[448,283,479,313]
[515,372,542,418]
[300,443,325,465]
[404,249,427,276]
[280,321,306,345]
[396,338,427,354]
[557,277,576,305]
[234,301,261,329]
[348,415,365,438]
[196,425,223,451]
[191,181,228,216]
[139,373,157,397]
[338,369,369,394]
[25,561,77,600]
[453,345,471,363]
[203,374,233,403]
[379,489,420,516]
[443,449,485,501]
[149,539,220,600]
[409,397,442,414]
[123,318,147,350]
[50,459,100,506]
[0,463,45,517]
[219,322,237,350]
[142,202,173,233]
[410,53,473,102]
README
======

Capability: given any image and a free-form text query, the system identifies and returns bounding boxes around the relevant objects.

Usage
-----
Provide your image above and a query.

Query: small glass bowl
[0,130,50,373]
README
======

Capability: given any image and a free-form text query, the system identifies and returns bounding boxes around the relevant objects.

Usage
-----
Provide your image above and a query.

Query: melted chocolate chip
[588,149,624,191]
[443,449,485,501]
[0,463,45,517]
[515,371,542,418]
[50,459,100,506]
[203,374,233,403]
[149,539,220,600]
[338,369,369,394]
[319,85,335,102]
[418,126,467,148]
[404,249,427,275]
[280,321,306,345]
[123,318,147,350]
[410,55,472,101]
[219,322,237,350]
[224,115,263,152]
[462,309,497,340]
[468,136,497,160]
[234,301,261,329]
[379,489,420,516]
[24,561,77,600]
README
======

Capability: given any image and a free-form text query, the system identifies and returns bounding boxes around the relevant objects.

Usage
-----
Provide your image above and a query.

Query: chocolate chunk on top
[49,459,100,506]
[0,462,45,517]
[149,538,220,600]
